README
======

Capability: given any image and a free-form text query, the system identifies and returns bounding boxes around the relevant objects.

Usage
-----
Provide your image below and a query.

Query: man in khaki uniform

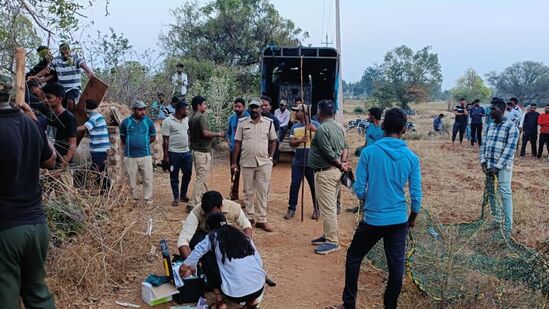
[231,99,277,232]
[308,100,349,255]
[188,96,225,212]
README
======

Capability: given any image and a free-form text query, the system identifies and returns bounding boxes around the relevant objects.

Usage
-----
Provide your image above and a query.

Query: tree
[381,45,442,109]
[451,69,492,103]
[0,12,41,70]
[1,0,106,71]
[160,0,308,67]
[486,61,549,103]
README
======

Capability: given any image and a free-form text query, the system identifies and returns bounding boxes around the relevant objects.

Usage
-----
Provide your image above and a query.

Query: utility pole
[335,0,344,123]
[321,33,333,47]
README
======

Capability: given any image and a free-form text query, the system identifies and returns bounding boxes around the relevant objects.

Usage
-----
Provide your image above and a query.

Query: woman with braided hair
[179,212,265,309]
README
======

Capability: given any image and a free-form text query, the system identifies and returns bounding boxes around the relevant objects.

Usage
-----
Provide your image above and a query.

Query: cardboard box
[141,282,180,306]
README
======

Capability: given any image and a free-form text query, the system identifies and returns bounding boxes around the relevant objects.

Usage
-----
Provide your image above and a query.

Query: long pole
[15,48,26,107]
[335,0,344,124]
[300,56,306,223]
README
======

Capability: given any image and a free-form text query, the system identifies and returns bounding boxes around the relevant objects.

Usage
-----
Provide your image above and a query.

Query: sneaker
[171,200,179,207]
[311,210,319,220]
[284,210,295,220]
[315,242,340,255]
[180,196,190,203]
[311,235,326,245]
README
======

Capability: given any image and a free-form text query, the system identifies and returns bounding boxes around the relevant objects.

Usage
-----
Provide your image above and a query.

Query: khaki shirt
[235,116,277,168]
[177,199,251,248]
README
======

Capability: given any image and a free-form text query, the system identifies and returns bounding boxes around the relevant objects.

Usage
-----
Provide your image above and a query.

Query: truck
[260,46,341,153]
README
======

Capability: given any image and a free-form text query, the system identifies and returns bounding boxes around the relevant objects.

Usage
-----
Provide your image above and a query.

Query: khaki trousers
[241,161,273,223]
[124,156,153,201]
[314,168,342,244]
[189,151,211,207]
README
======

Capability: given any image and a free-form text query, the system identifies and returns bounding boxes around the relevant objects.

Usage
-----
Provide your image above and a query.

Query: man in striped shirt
[77,99,111,193]
[480,97,519,235]
[31,43,94,113]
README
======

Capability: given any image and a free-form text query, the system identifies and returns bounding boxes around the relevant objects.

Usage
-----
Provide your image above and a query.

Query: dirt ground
[48,101,549,308]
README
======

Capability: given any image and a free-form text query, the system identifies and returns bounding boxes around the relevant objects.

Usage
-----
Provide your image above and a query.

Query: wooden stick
[300,56,305,223]
[15,48,26,107]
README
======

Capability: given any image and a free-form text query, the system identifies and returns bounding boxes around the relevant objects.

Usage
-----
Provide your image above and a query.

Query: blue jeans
[496,167,513,233]
[342,222,408,309]
[168,151,193,201]
[288,164,317,211]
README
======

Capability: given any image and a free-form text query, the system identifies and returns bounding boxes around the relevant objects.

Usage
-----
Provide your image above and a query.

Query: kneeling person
[180,212,265,309]
[177,191,252,299]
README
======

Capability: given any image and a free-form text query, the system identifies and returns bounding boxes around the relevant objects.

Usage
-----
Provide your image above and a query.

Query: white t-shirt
[183,232,265,298]
[172,72,188,95]
[160,114,190,153]
[274,108,291,127]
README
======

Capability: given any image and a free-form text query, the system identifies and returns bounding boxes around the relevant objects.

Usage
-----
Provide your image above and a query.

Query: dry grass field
[45,101,548,308]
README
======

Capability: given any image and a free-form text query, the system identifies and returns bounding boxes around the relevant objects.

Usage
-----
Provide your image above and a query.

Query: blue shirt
[84,111,110,153]
[225,111,249,152]
[354,137,422,226]
[469,105,485,125]
[289,120,320,167]
[433,117,443,131]
[365,122,383,146]
[119,116,156,158]
[158,104,176,120]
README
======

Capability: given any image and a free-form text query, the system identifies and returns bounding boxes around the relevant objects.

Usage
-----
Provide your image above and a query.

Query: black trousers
[470,123,483,145]
[342,222,408,309]
[520,133,537,156]
[539,133,549,158]
[189,231,221,290]
[452,123,466,143]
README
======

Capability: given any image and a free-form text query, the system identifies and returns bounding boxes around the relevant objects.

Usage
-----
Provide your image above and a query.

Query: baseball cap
[175,99,188,110]
[131,101,147,109]
[248,99,260,108]
[291,104,310,113]
[280,100,287,106]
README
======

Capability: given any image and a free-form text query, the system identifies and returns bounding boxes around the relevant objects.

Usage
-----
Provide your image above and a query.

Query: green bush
[354,106,365,114]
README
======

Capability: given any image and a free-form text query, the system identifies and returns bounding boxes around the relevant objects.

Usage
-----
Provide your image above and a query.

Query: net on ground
[363,176,549,305]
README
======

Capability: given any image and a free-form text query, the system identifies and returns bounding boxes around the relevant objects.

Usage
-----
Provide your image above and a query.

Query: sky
[76,0,549,89]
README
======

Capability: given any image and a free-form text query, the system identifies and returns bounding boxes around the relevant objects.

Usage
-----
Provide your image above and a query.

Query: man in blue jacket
[225,98,249,200]
[334,108,422,309]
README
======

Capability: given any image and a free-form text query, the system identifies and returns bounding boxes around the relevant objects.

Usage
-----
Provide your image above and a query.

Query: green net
[363,175,549,305]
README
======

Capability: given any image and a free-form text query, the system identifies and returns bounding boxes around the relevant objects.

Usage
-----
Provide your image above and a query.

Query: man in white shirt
[161,100,192,206]
[274,100,291,143]
[172,63,188,97]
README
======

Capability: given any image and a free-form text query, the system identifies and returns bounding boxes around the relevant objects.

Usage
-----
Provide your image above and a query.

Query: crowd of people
[1,43,546,309]
[442,97,549,159]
